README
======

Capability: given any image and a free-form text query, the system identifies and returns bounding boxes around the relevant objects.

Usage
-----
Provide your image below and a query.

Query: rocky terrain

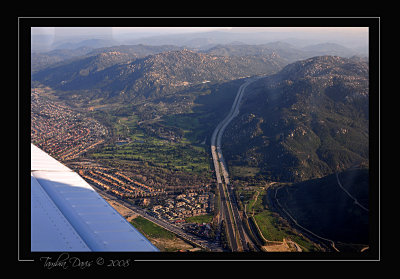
[223,56,369,182]
[32,48,285,104]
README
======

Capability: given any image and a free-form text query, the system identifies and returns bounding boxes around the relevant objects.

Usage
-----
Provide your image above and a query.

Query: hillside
[223,56,369,182]
[31,46,95,73]
[269,168,369,249]
[32,51,134,86]
[31,44,183,73]
[32,49,285,104]
[203,42,360,64]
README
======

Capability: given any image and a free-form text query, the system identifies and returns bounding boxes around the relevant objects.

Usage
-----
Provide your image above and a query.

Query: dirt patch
[261,239,299,252]
[262,242,290,252]
[99,194,196,252]
[100,194,138,222]
[148,237,194,252]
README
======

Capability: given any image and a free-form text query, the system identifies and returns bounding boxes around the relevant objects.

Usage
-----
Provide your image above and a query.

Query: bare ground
[99,193,195,251]
[99,193,138,222]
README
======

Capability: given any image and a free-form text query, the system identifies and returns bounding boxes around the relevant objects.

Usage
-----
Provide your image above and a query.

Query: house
[152,205,162,211]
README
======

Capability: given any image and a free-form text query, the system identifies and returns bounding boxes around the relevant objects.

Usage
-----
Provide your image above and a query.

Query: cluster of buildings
[76,167,165,199]
[31,90,215,228]
[31,91,107,161]
[183,222,214,239]
[150,192,215,223]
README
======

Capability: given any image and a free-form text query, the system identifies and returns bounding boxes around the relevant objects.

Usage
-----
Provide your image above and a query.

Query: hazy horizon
[31,27,368,53]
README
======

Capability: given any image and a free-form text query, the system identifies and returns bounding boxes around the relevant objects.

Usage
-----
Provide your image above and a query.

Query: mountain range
[223,55,369,182]
[31,42,371,251]
[32,41,364,72]
[32,44,369,184]
[32,29,367,54]
[32,48,285,103]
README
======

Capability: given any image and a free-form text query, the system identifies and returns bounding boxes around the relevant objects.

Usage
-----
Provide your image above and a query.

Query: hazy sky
[31,26,368,37]
[31,27,368,51]
[31,27,233,37]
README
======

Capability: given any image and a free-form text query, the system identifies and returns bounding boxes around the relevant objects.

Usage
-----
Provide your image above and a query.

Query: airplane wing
[31,143,159,252]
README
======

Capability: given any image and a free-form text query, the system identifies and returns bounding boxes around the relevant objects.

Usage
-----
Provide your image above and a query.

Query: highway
[87,76,262,252]
[210,76,263,251]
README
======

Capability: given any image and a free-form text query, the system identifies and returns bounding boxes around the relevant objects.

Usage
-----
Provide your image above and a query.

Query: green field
[246,188,265,214]
[236,185,318,251]
[86,79,246,183]
[253,209,317,251]
[130,216,175,240]
[92,139,211,174]
[130,216,197,252]
[230,166,261,178]
[253,210,288,241]
[89,108,212,176]
[185,214,213,224]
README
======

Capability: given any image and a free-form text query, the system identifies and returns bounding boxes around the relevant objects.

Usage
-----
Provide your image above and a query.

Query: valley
[30,37,371,253]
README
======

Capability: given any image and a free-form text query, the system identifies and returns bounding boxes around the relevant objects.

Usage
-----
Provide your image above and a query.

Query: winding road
[273,186,340,252]
[335,172,369,212]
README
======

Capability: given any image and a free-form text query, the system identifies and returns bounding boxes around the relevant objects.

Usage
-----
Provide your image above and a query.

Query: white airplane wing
[31,143,159,252]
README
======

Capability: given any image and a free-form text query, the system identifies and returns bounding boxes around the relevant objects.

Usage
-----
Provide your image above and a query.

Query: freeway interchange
[210,76,263,251]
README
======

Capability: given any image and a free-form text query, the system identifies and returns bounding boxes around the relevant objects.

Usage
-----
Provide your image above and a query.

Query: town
[31,90,217,233]
[73,162,215,225]
[31,90,108,161]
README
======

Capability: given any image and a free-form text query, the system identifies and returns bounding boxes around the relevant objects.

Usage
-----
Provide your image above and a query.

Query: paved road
[210,76,263,251]
[92,184,223,251]
[273,186,340,252]
[217,182,238,251]
[335,172,369,212]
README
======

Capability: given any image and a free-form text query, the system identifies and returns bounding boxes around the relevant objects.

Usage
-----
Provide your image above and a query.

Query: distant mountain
[32,51,135,86]
[119,29,367,52]
[204,44,278,57]
[86,44,183,57]
[120,30,262,47]
[31,44,184,73]
[32,49,285,103]
[203,42,361,64]
[223,56,369,182]
[31,47,95,73]
[32,41,365,76]
[301,42,358,57]
[51,38,119,50]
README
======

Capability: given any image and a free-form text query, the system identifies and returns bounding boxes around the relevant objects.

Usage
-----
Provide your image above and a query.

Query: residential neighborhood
[31,90,216,232]
[31,90,108,161]
[149,191,215,223]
